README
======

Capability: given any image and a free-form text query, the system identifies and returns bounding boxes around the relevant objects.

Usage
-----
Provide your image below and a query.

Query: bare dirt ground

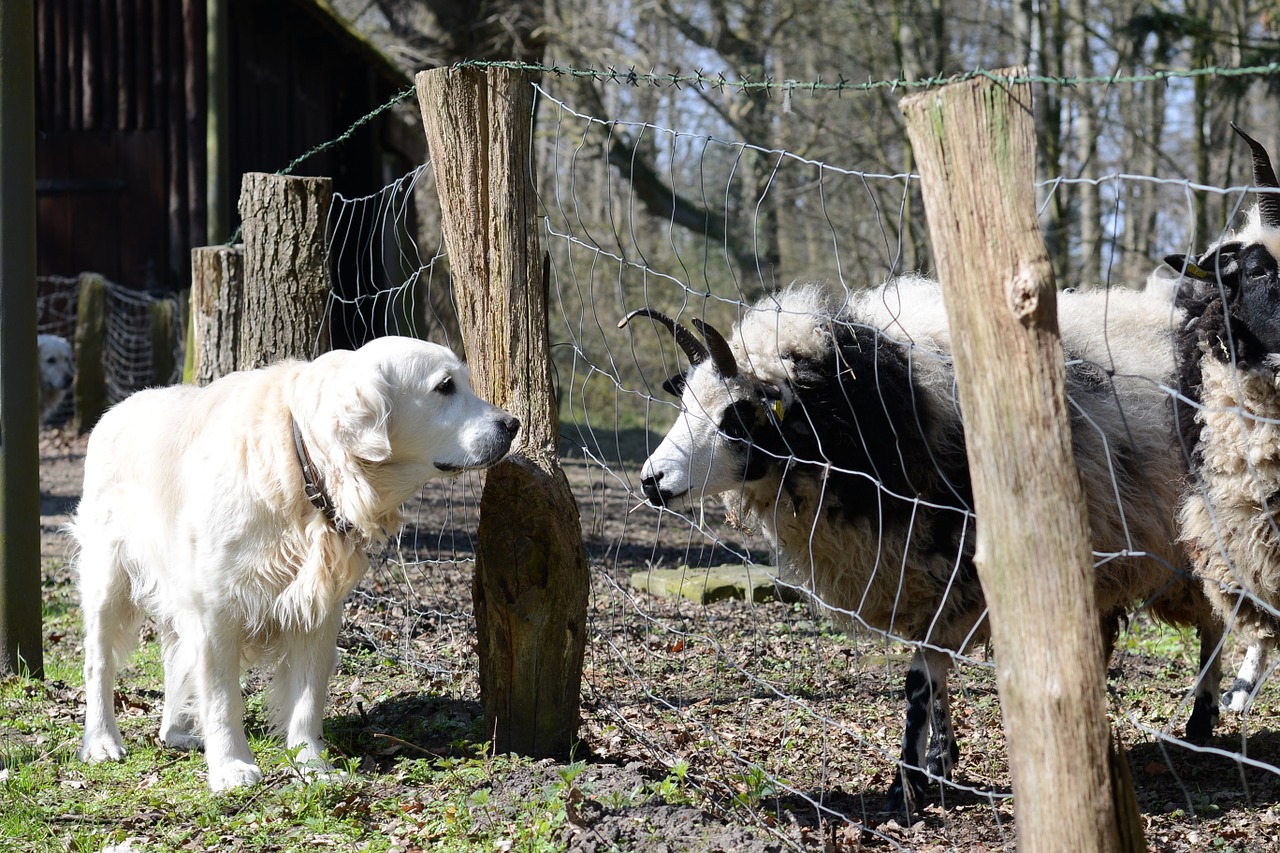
[35,426,1280,851]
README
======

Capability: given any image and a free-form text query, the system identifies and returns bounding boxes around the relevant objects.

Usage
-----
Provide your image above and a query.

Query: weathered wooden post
[73,273,108,434]
[900,70,1144,852]
[236,173,333,366]
[188,244,244,383]
[149,298,179,387]
[188,173,331,383]
[0,0,42,678]
[417,66,589,757]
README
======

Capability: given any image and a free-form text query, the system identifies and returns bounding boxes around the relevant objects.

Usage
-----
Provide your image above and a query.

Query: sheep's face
[640,364,787,506]
[1235,242,1280,353]
[1168,125,1280,358]
[1171,240,1280,355]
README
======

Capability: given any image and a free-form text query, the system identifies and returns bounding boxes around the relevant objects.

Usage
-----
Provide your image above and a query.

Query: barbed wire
[461,58,1280,95]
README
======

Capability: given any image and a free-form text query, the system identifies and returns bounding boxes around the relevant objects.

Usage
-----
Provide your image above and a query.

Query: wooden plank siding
[35,0,407,307]
[35,0,203,293]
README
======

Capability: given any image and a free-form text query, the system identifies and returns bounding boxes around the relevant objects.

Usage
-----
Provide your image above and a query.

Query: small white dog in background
[38,333,75,423]
[71,337,519,791]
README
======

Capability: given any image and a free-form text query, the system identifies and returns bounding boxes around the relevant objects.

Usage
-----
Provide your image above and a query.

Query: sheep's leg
[1221,640,1267,714]
[886,648,953,813]
[924,662,957,778]
[1183,621,1224,742]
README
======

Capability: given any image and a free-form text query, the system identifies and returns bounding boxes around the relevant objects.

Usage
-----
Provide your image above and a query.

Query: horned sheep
[1170,125,1280,715]
[622,275,1223,812]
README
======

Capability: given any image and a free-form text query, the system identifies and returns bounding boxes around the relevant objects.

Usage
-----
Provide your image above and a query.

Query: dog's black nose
[501,415,520,439]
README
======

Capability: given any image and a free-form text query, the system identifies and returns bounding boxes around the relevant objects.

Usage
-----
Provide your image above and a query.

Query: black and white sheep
[1170,125,1280,715]
[621,276,1223,812]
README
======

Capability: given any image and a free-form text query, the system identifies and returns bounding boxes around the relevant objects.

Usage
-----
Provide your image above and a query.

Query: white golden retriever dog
[71,337,519,791]
[38,333,75,422]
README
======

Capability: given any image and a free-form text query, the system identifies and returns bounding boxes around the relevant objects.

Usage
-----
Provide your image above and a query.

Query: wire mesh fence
[310,68,1280,848]
[38,59,1280,848]
[35,275,183,425]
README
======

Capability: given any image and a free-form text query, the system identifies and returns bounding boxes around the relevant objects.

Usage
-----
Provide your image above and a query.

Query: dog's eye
[435,376,455,396]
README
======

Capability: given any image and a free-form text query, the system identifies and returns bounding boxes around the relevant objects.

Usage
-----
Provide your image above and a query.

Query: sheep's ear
[661,372,688,396]
[1164,254,1212,281]
[761,387,790,423]
[334,380,393,463]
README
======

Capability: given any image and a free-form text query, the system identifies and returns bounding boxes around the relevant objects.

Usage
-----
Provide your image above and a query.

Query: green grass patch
[1,580,709,852]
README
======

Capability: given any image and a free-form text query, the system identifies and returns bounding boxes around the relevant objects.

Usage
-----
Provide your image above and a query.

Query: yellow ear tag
[771,399,786,421]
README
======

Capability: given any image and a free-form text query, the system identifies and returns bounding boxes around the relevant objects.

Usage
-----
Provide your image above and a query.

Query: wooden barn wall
[35,0,205,294]
[226,0,388,205]
[35,0,402,308]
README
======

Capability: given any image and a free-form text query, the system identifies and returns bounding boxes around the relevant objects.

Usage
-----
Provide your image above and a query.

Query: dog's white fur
[38,334,75,423]
[71,337,519,791]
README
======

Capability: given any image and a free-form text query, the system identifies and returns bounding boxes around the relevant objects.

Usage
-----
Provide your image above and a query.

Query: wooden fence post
[189,244,244,383]
[149,298,178,387]
[900,70,1144,852]
[0,0,42,678]
[237,173,332,366]
[417,66,589,757]
[73,273,107,434]
[188,174,329,384]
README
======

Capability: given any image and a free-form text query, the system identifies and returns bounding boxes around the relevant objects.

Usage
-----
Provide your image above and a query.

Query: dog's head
[307,337,520,486]
[38,334,75,392]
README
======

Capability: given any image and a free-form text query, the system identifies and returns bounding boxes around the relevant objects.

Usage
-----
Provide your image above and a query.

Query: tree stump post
[72,273,107,434]
[189,244,244,384]
[236,173,333,367]
[149,297,178,387]
[417,66,589,757]
[900,70,1144,852]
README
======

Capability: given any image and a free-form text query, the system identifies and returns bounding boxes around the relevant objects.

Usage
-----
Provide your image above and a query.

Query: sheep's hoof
[885,769,925,815]
[1184,693,1220,745]
[1221,679,1255,714]
[925,739,959,778]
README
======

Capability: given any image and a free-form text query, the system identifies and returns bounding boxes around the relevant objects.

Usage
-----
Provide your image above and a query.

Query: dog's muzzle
[436,415,521,473]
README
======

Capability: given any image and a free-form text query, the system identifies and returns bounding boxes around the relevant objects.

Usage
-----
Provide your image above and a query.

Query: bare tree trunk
[901,69,1145,853]
[237,173,333,367]
[417,66,589,758]
[1068,0,1100,285]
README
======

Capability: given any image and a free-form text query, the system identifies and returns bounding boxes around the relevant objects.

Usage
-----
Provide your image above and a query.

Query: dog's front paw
[208,759,264,792]
[160,724,204,752]
[79,734,127,763]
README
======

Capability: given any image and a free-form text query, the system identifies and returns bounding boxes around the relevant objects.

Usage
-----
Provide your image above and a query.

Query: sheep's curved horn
[1231,123,1280,229]
[690,318,739,379]
[618,307,708,365]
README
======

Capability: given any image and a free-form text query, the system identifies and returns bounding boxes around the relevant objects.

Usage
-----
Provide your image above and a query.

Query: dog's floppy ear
[334,376,393,463]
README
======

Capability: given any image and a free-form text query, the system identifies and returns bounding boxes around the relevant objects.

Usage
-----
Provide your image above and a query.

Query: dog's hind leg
[158,626,202,751]
[268,610,343,777]
[193,616,262,791]
[77,537,140,763]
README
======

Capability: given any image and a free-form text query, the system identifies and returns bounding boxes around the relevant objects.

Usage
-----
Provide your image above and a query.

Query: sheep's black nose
[641,473,666,507]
